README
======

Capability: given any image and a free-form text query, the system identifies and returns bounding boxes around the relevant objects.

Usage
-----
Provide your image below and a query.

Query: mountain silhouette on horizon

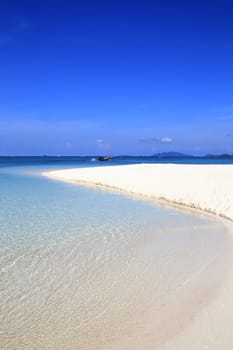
[151,152,192,158]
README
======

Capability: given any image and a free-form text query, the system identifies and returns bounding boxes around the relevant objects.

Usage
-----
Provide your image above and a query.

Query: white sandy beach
[43,164,233,221]
[43,164,233,349]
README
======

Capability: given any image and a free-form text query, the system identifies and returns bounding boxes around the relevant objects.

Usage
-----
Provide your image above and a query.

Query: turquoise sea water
[0,158,232,349]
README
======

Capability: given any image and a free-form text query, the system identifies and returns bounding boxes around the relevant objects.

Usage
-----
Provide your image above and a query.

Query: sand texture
[43,164,233,221]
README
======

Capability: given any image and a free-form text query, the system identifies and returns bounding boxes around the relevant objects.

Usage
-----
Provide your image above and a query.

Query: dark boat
[97,155,111,161]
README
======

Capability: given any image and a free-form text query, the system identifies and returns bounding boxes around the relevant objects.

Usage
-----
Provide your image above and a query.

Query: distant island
[204,153,233,159]
[151,152,193,158]
[151,152,233,158]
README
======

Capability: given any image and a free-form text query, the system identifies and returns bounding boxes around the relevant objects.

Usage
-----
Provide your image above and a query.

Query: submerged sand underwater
[1,206,231,349]
[1,164,233,349]
[41,164,233,349]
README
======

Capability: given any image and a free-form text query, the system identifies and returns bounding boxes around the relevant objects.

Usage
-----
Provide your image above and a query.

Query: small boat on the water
[97,155,111,161]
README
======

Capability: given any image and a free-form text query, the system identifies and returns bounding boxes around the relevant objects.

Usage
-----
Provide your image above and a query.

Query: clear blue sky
[0,0,233,155]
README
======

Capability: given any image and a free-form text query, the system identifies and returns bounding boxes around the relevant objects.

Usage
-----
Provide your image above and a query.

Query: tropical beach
[1,0,233,348]
[42,163,233,349]
[0,158,232,350]
[44,164,233,220]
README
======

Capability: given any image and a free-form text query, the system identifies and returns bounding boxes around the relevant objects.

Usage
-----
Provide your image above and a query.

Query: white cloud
[96,139,104,144]
[161,137,173,143]
[140,136,173,144]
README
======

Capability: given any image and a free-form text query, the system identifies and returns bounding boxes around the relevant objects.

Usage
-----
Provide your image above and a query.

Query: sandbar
[43,164,233,221]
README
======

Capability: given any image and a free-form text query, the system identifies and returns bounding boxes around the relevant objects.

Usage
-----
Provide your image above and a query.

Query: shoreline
[42,163,233,222]
[42,163,233,256]
[42,164,233,349]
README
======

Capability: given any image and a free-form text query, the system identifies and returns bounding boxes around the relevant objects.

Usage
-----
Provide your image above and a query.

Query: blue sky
[0,0,233,155]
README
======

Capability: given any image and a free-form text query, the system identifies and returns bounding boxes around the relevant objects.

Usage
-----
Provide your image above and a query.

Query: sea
[1,156,232,349]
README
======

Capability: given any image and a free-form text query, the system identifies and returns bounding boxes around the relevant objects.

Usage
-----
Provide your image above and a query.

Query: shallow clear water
[0,162,232,349]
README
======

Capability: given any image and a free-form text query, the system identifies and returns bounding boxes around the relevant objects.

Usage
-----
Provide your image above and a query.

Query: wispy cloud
[139,136,160,143]
[96,139,104,144]
[161,137,173,143]
[139,136,173,143]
